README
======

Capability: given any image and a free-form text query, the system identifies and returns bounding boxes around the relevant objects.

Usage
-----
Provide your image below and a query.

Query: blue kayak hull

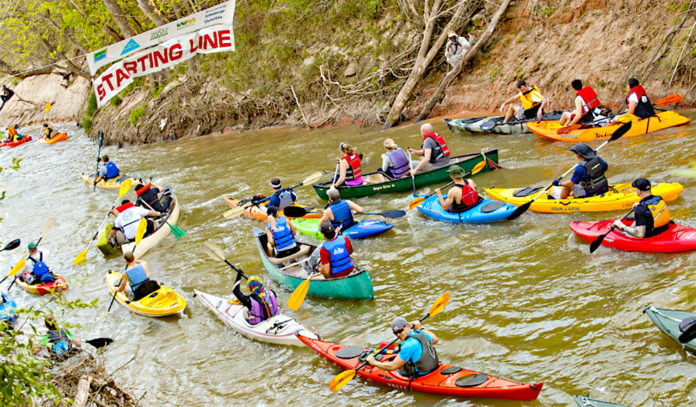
[413,194,516,223]
[292,218,393,239]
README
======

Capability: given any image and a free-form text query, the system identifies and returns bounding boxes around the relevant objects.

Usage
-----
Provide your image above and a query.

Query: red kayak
[297,334,542,400]
[570,219,696,252]
[0,135,31,147]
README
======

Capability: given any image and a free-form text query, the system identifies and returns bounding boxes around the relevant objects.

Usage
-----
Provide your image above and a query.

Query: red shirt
[320,237,353,266]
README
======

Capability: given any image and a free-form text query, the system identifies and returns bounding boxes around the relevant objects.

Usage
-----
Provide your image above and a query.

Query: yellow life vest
[519,85,543,110]
[646,196,670,228]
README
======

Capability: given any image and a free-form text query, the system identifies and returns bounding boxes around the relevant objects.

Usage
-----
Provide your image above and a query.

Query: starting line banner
[93,25,234,107]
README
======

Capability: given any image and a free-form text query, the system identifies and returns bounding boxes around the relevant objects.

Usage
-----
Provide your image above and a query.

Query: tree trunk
[137,0,167,26]
[73,376,92,407]
[416,0,513,121]
[102,0,137,37]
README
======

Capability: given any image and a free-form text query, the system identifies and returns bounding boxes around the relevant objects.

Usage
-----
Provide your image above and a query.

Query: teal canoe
[291,218,393,240]
[252,227,374,300]
[312,150,499,199]
[573,395,626,406]
[643,305,696,355]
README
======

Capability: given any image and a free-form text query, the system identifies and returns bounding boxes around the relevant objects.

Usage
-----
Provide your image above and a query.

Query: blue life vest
[274,189,295,210]
[386,148,410,178]
[322,237,354,276]
[126,264,149,291]
[104,161,119,180]
[329,200,354,229]
[47,329,71,356]
[0,292,16,323]
[248,290,279,325]
[267,217,296,251]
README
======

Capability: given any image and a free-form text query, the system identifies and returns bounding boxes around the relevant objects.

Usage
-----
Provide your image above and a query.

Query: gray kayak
[573,395,626,407]
[643,305,696,355]
[444,110,563,135]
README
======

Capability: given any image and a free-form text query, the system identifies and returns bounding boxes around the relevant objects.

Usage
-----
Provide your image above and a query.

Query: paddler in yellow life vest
[499,80,548,124]
[612,178,671,238]
[42,123,54,139]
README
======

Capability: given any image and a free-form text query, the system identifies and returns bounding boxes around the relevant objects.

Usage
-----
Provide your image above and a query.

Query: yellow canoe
[485,182,683,214]
[81,173,137,190]
[106,271,186,317]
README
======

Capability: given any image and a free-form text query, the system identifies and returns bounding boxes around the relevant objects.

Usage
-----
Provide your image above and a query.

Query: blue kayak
[291,218,393,239]
[412,194,517,223]
[0,291,17,326]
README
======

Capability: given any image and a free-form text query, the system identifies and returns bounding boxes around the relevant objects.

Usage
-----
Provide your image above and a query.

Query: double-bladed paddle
[408,160,487,210]
[104,218,147,316]
[507,121,632,221]
[223,172,323,220]
[1,258,26,287]
[283,206,406,219]
[328,292,450,392]
[6,218,56,290]
[588,208,636,253]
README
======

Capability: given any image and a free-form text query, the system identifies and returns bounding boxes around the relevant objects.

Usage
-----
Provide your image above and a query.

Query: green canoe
[97,224,121,257]
[312,150,499,199]
[252,227,374,300]
[573,395,626,406]
[643,305,696,355]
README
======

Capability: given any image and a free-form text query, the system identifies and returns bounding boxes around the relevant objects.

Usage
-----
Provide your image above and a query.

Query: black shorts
[522,104,541,119]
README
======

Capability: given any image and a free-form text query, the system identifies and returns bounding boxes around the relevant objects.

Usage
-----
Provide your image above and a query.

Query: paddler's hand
[366,354,378,365]
[612,220,625,230]
[435,188,443,199]
[411,320,422,330]
[498,104,506,113]
[537,109,543,120]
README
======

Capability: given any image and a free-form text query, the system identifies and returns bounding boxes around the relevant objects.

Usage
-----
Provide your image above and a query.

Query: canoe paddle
[588,208,636,253]
[93,130,104,191]
[408,150,417,195]
[105,218,147,317]
[283,206,406,219]
[139,200,186,239]
[506,121,632,221]
[223,171,323,220]
[329,292,450,392]
[74,179,132,265]
[286,271,314,311]
[408,160,487,210]
[203,241,249,279]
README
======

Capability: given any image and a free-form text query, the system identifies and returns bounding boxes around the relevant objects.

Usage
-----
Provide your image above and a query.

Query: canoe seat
[268,244,311,265]
[455,373,488,388]
[513,187,542,197]
[479,201,505,213]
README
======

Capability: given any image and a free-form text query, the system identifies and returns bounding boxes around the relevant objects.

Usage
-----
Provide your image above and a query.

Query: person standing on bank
[444,32,472,68]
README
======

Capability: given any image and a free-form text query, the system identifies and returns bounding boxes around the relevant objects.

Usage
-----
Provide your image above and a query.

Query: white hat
[448,32,457,38]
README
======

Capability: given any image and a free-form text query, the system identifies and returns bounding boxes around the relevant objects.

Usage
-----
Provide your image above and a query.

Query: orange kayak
[223,197,322,221]
[39,132,68,144]
[527,111,690,142]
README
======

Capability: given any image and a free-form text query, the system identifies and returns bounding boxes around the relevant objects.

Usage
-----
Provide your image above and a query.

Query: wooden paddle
[223,172,323,220]
[408,160,487,210]
[139,200,186,239]
[407,150,417,195]
[507,121,632,221]
[104,218,147,316]
[74,179,132,265]
[283,206,406,219]
[93,131,104,190]
[329,292,450,392]
[589,208,636,253]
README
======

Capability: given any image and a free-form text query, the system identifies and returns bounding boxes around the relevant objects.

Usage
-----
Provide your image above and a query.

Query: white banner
[86,0,235,75]
[93,25,234,107]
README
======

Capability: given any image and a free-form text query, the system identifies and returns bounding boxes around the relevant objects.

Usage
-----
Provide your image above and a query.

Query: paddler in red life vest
[436,165,480,213]
[108,199,160,245]
[318,222,355,278]
[232,274,279,325]
[616,77,656,121]
[499,80,548,124]
[559,79,606,127]
[366,317,440,378]
[334,142,364,187]
[377,138,411,182]
[135,182,172,213]
[95,154,121,183]
[319,188,363,232]
[115,251,160,301]
[612,178,671,238]
[407,123,451,175]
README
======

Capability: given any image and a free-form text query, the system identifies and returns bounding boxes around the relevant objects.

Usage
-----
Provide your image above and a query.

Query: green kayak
[97,224,121,256]
[291,218,393,240]
[643,305,696,355]
[574,395,626,406]
[312,150,498,199]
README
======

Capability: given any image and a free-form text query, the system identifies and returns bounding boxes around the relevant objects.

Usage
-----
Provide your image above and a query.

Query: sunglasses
[393,327,405,335]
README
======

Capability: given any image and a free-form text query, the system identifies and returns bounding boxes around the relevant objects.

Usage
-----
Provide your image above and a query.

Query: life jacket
[125,264,149,292]
[580,157,608,196]
[329,200,355,229]
[576,86,600,117]
[519,85,543,110]
[104,161,120,180]
[322,237,354,276]
[449,183,480,213]
[46,329,72,356]
[421,132,450,163]
[116,206,147,239]
[115,202,135,213]
[28,253,54,284]
[386,148,410,178]
[43,127,53,138]
[273,189,295,210]
[641,195,671,230]
[401,330,439,378]
[626,85,655,119]
[136,184,163,211]
[8,127,16,138]
[341,153,363,183]
[248,290,279,325]
[267,216,296,251]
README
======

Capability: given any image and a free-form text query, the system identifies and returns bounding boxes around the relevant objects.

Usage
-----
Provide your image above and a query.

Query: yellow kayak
[526,111,690,142]
[106,271,186,317]
[81,173,137,190]
[485,182,683,214]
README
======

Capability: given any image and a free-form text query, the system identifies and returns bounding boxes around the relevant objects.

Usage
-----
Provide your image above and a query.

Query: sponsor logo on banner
[150,27,169,41]
[94,49,107,63]
[176,18,196,29]
[121,39,140,56]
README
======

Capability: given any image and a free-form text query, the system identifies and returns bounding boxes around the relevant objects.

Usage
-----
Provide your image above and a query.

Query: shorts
[515,104,541,120]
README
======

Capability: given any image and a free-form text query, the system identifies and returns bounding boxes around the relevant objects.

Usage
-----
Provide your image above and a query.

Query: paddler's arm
[346,200,363,214]
[537,94,549,119]
[318,246,331,277]
[410,148,432,175]
[319,208,333,226]
[232,272,252,309]
[499,93,521,113]
[366,354,407,371]
[436,188,453,211]
[116,274,129,293]
[612,219,646,238]
[138,260,150,278]
[568,97,584,126]
[335,160,348,187]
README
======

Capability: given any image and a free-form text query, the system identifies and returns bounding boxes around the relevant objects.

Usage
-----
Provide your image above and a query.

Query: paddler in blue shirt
[115,251,160,301]
[267,178,297,210]
[552,143,608,199]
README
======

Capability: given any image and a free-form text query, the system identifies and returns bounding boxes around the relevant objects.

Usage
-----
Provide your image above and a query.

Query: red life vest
[115,202,135,213]
[626,85,655,119]
[341,153,362,181]
[422,132,450,158]
[457,183,479,206]
[136,183,151,198]
[576,86,600,116]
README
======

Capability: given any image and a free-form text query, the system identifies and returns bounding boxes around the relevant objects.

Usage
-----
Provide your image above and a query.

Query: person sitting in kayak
[408,123,450,175]
[4,125,22,142]
[108,200,160,244]
[319,188,363,232]
[559,79,607,127]
[366,316,440,378]
[266,206,301,258]
[436,165,480,213]
[612,178,671,238]
[552,143,608,199]
[378,138,411,181]
[0,85,14,112]
[0,291,16,327]
[318,222,355,278]
[267,178,297,210]
[334,142,364,187]
[20,242,56,285]
[499,80,548,124]
[615,77,656,121]
[232,274,279,325]
[135,183,172,213]
[37,315,81,358]
[42,124,54,140]
[116,251,160,301]
[95,154,120,184]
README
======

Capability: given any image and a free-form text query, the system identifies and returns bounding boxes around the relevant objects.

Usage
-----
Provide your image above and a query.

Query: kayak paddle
[139,200,186,239]
[507,121,632,221]
[283,206,405,219]
[329,292,450,392]
[74,179,132,265]
[408,160,486,210]
[93,130,104,191]
[85,337,114,348]
[203,241,249,279]
[34,217,56,248]
[223,171,323,219]
[0,239,20,253]
[0,258,26,286]
[589,208,636,253]
[105,218,147,317]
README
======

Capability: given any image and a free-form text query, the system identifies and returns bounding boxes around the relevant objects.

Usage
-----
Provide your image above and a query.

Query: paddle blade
[86,337,113,348]
[302,171,323,186]
[44,102,51,114]
[655,94,683,105]
[118,178,132,199]
[506,200,532,221]
[329,369,357,392]
[408,196,425,210]
[97,130,104,147]
[223,206,245,219]
[380,210,406,218]
[169,223,186,239]
[286,278,311,311]
[134,218,147,245]
[2,239,20,251]
[589,228,614,253]
[427,292,450,319]
[471,160,486,175]
[73,248,88,265]
[9,258,26,277]
[204,241,226,262]
[42,217,57,236]
[609,121,631,141]
[283,206,308,218]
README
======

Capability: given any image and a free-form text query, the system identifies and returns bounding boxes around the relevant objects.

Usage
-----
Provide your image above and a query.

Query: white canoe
[194,289,318,346]
[122,188,180,258]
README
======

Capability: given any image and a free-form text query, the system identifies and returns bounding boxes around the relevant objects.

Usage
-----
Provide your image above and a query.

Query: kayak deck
[81,173,138,190]
[643,305,696,356]
[15,273,68,295]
